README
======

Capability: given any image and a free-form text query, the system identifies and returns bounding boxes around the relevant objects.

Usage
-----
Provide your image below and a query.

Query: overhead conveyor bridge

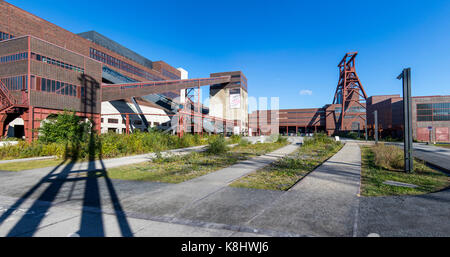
[101,76,231,101]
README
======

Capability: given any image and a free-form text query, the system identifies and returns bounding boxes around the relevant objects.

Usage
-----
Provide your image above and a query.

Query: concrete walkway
[357,188,450,237]
[0,142,301,237]
[244,142,362,237]
[0,156,57,164]
[98,143,301,220]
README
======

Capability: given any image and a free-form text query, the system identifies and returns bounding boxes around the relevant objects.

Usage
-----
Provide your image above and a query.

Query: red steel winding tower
[332,52,368,131]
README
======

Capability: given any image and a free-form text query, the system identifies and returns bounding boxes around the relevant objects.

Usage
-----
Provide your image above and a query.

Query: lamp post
[397,68,413,173]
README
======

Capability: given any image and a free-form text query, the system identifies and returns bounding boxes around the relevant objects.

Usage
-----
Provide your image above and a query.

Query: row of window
[417,115,450,122]
[344,115,366,119]
[417,102,450,122]
[162,68,180,80]
[417,103,450,109]
[284,110,325,114]
[1,75,84,98]
[0,52,28,64]
[1,75,28,91]
[285,117,324,120]
[0,31,14,41]
[38,77,80,97]
[31,53,84,73]
[90,48,164,81]
[348,106,366,113]
[279,121,323,124]
[417,109,450,116]
[333,106,365,113]
[101,118,159,126]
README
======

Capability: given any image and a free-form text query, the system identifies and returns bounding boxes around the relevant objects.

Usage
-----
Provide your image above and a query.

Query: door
[416,127,429,142]
[436,127,449,142]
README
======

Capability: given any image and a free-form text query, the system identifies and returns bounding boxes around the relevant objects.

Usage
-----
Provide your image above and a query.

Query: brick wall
[0,1,177,83]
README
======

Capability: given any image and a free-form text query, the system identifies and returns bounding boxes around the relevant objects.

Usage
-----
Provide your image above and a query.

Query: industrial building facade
[249,52,450,142]
[250,95,450,142]
[0,1,249,141]
[367,94,450,142]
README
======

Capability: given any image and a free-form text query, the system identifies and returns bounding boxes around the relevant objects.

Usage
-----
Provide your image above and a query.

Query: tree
[38,111,91,144]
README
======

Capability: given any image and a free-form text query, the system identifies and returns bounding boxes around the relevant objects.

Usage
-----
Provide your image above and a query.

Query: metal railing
[0,80,16,110]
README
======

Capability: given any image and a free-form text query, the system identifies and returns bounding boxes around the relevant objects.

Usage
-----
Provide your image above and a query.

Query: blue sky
[9,0,450,111]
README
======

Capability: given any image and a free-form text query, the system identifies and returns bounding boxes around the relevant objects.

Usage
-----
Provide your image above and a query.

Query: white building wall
[101,101,171,133]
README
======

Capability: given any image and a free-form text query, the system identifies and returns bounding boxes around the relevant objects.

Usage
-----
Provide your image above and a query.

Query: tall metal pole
[357,123,360,139]
[374,110,378,144]
[365,118,368,141]
[398,68,413,173]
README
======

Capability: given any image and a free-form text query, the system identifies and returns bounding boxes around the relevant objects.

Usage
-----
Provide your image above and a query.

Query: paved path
[0,143,300,237]
[243,142,362,237]
[357,188,450,237]
[409,143,450,172]
[0,156,57,164]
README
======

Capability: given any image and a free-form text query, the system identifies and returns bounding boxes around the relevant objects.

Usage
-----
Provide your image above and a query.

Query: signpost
[397,68,413,173]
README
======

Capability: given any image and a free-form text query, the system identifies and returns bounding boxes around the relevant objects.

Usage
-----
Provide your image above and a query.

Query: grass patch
[360,145,450,196]
[434,143,450,149]
[106,141,289,183]
[0,158,65,171]
[230,133,343,191]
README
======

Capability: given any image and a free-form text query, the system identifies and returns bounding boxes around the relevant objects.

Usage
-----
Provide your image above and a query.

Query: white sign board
[180,89,186,104]
[233,126,240,135]
[230,93,240,109]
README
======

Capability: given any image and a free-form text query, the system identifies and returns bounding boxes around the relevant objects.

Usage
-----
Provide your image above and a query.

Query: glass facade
[90,48,163,81]
[417,102,450,121]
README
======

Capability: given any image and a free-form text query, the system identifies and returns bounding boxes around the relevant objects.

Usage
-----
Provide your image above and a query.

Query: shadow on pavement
[0,76,132,236]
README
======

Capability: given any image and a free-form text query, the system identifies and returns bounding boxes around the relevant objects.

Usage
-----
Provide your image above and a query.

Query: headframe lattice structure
[332,52,368,131]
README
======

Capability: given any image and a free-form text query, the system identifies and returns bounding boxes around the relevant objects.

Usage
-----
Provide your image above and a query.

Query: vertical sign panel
[229,88,241,109]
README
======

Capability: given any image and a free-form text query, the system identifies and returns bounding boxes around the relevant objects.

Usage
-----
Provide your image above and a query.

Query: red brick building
[251,94,450,142]
[0,1,245,140]
[367,94,450,142]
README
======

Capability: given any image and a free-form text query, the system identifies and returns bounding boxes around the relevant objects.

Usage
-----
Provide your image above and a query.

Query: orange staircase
[0,80,29,137]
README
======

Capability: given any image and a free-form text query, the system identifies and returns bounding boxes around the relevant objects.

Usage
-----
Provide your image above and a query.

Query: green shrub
[230,135,242,144]
[276,135,288,144]
[206,136,228,154]
[0,130,210,161]
[38,111,91,144]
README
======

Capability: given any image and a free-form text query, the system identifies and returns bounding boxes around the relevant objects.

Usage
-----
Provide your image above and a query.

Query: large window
[417,102,450,121]
[31,53,84,73]
[1,75,27,90]
[37,77,78,97]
